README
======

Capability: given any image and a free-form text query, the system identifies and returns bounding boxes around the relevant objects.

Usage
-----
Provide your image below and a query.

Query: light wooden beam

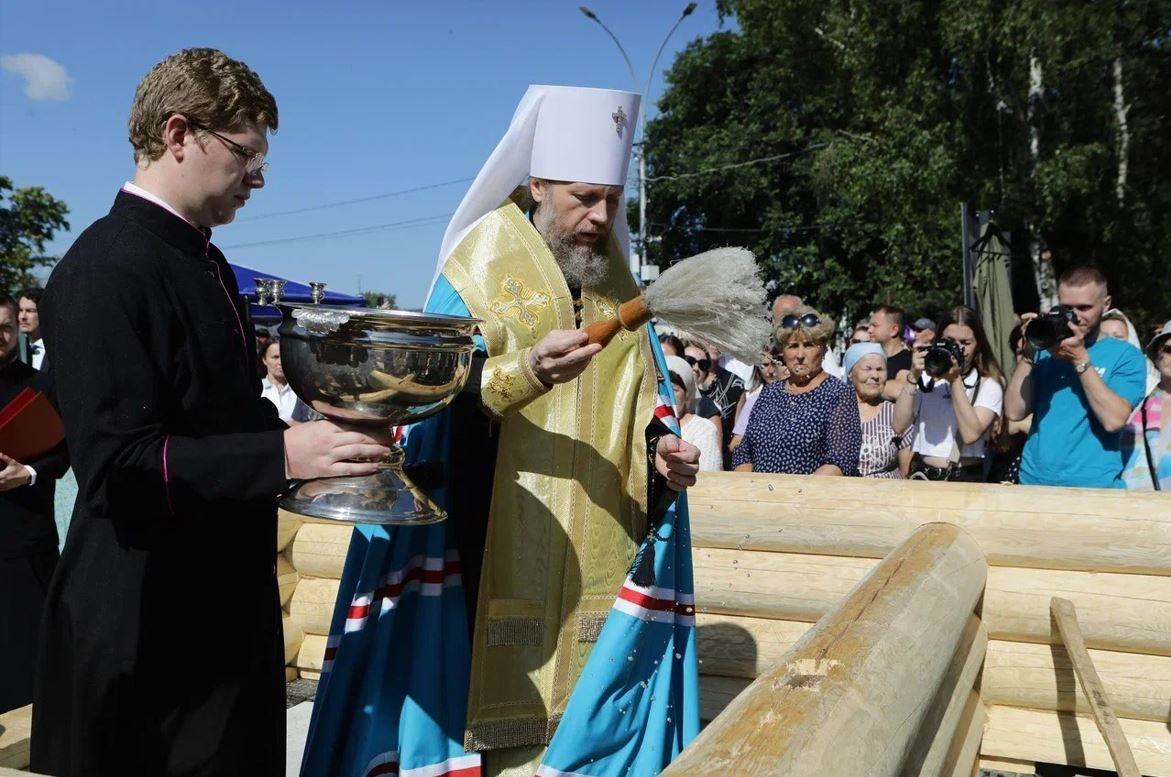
[664,523,987,776]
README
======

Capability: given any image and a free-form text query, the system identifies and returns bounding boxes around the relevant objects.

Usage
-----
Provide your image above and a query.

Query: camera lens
[924,346,951,379]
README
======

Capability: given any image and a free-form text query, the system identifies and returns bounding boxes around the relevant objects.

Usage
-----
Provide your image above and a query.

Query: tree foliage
[363,290,397,309]
[641,0,1171,331]
[0,176,70,294]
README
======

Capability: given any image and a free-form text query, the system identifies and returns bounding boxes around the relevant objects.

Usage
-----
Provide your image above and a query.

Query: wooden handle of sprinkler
[583,296,653,348]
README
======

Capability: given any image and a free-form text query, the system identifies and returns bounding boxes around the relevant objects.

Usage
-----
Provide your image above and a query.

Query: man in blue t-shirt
[1006,266,1147,488]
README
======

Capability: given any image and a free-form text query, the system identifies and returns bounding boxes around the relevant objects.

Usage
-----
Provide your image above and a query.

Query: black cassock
[0,358,68,713]
[32,191,289,776]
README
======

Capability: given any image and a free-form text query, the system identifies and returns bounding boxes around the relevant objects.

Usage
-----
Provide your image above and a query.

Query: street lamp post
[580,3,697,280]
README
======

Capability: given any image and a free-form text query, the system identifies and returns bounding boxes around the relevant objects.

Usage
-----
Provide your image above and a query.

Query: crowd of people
[660,265,1170,492]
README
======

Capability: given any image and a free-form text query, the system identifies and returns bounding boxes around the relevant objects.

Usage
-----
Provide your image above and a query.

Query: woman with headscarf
[844,343,913,478]
[732,306,861,476]
[1121,321,1171,491]
[1100,308,1159,394]
[665,355,722,472]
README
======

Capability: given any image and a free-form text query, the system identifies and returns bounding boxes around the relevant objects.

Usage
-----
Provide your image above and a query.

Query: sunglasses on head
[780,313,822,330]
[683,355,711,372]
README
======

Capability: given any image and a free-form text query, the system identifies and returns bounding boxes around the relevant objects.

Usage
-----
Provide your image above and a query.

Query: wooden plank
[693,551,1171,657]
[1050,597,1141,777]
[940,691,986,777]
[277,552,299,607]
[900,617,988,777]
[299,669,323,682]
[0,704,31,769]
[688,472,1171,575]
[288,576,341,636]
[698,613,1171,723]
[288,522,352,580]
[665,524,987,776]
[981,705,1171,776]
[296,633,328,672]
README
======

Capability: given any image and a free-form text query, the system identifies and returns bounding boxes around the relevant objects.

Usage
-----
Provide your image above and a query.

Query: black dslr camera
[1026,305,1078,350]
[923,338,965,379]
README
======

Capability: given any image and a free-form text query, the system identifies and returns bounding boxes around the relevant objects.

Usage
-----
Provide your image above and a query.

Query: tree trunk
[1113,57,1130,204]
[1026,52,1058,309]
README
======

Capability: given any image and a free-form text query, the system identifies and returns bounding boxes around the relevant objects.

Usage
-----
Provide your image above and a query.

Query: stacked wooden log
[278,511,349,680]
[687,472,1171,775]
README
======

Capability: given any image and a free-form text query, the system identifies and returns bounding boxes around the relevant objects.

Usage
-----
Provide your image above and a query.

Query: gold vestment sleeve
[480,348,548,418]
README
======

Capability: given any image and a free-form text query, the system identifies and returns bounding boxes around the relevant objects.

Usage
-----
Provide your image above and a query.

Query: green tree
[363,290,397,309]
[641,0,1171,331]
[0,176,70,293]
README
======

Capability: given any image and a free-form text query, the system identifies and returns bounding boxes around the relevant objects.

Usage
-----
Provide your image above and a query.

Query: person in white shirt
[259,337,305,423]
[665,355,722,472]
[18,289,46,371]
[892,305,1006,481]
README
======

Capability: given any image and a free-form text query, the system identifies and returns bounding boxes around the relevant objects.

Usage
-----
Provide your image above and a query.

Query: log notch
[664,523,987,776]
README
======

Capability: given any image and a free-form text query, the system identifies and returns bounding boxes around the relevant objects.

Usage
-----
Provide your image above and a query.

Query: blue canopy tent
[231,262,365,324]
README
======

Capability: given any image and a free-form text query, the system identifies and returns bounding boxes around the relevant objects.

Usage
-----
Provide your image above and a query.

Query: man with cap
[302,85,702,777]
[909,316,937,349]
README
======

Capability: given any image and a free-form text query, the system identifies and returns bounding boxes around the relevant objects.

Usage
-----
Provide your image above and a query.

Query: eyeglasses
[780,313,821,330]
[187,120,268,175]
[683,355,711,372]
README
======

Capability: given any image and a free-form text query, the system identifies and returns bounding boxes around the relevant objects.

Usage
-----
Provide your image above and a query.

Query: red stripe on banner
[348,561,462,620]
[653,403,676,419]
[444,768,481,777]
[618,586,694,617]
[366,763,398,776]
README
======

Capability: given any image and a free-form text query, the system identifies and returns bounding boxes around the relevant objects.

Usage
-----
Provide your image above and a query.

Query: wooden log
[693,547,873,623]
[0,704,31,769]
[283,612,304,666]
[694,550,1171,657]
[300,669,323,682]
[984,566,1171,656]
[277,552,299,607]
[296,633,329,672]
[1050,597,1142,777]
[288,522,352,580]
[699,675,750,723]
[940,691,986,777]
[900,616,988,777]
[698,613,1171,723]
[288,576,341,636]
[664,524,987,776]
[285,666,299,682]
[984,640,1171,723]
[977,757,1036,774]
[688,472,1171,575]
[696,613,810,678]
[981,705,1171,776]
[277,509,303,553]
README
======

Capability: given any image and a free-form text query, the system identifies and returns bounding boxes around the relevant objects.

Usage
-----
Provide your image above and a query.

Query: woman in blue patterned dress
[732,306,862,475]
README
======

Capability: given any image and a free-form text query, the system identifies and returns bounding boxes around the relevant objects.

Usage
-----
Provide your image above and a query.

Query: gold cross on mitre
[612,105,627,138]
[490,275,550,330]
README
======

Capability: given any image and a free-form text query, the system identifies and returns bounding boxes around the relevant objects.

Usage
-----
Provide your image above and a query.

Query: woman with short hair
[732,306,861,476]
[844,343,912,478]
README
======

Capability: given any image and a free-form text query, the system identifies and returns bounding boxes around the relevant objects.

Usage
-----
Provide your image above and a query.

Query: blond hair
[774,304,834,349]
[129,48,278,164]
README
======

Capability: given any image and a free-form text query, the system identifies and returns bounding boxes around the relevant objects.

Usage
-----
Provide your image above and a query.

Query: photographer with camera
[1005,266,1148,488]
[892,306,1005,481]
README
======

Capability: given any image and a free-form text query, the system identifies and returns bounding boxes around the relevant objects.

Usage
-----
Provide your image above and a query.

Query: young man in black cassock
[31,48,391,777]
[0,294,69,714]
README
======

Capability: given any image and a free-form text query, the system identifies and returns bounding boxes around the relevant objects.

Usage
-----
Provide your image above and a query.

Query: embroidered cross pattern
[485,368,518,401]
[489,275,550,330]
[612,105,627,138]
[596,298,629,340]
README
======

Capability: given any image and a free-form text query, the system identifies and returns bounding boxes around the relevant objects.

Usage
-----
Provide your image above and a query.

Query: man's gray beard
[534,204,610,289]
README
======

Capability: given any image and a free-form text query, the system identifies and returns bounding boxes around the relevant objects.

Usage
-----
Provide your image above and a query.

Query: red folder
[0,387,65,463]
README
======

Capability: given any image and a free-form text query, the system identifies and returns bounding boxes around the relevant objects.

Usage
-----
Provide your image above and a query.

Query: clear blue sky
[0,1,728,308]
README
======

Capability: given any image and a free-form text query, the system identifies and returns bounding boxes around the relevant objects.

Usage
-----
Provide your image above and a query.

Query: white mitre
[431,84,641,295]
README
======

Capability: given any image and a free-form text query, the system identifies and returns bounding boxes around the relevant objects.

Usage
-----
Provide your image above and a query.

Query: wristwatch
[1074,359,1092,374]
